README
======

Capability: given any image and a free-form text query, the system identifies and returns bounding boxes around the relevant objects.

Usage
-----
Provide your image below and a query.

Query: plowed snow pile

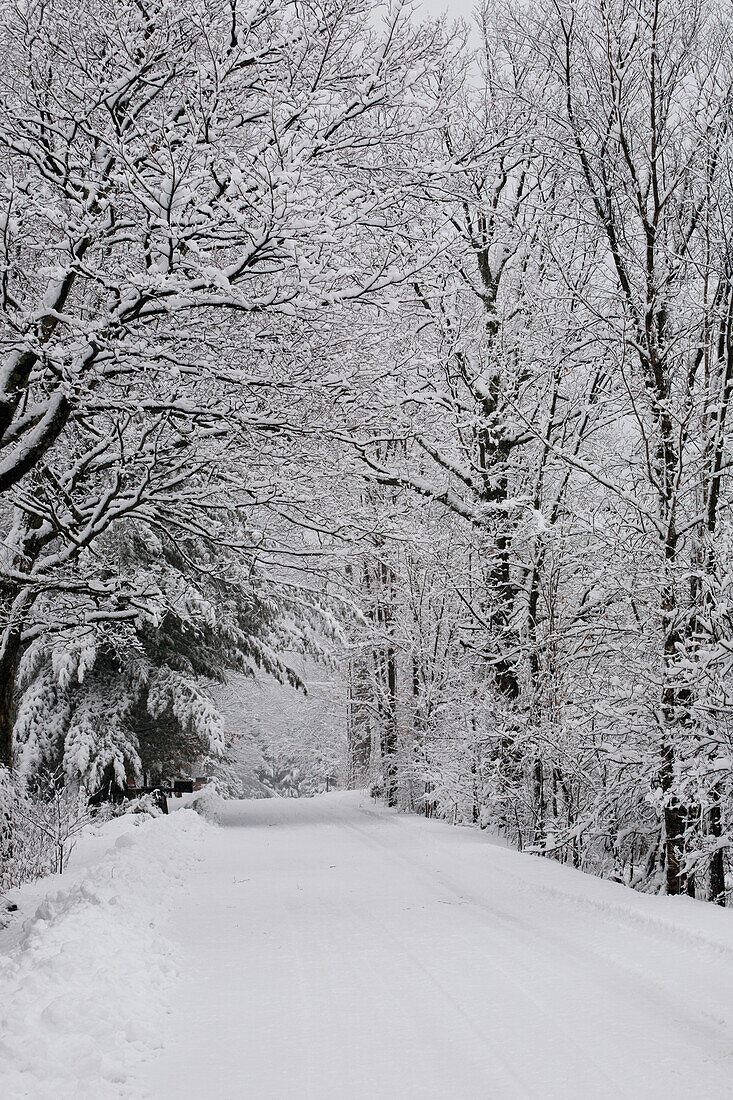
[0,809,207,1099]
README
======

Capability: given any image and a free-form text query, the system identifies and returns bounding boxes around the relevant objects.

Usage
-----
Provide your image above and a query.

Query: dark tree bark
[708,790,727,906]
[0,625,23,771]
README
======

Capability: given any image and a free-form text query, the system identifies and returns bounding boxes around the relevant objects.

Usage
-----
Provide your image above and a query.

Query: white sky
[416,0,477,18]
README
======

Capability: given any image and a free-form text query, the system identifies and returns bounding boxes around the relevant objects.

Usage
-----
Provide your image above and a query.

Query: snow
[4,792,733,1098]
[0,809,207,1099]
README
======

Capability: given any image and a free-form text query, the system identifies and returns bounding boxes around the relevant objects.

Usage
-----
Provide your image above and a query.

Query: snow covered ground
[3,792,733,1098]
[0,808,207,1099]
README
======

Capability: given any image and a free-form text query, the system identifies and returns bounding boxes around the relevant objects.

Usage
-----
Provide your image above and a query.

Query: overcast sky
[416,0,477,18]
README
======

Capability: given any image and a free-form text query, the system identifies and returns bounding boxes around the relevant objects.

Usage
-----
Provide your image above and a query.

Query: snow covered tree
[11,514,289,791]
[0,0,448,770]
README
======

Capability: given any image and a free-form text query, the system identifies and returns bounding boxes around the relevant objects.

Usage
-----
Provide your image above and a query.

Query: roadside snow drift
[0,809,207,1099]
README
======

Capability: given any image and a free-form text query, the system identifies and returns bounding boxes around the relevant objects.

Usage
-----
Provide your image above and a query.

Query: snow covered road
[136,791,733,1099]
[5,790,733,1099]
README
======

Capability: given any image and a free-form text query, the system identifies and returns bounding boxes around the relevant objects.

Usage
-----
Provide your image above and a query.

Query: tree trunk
[533,758,545,847]
[660,736,687,896]
[0,625,22,771]
[708,787,727,906]
[381,638,398,807]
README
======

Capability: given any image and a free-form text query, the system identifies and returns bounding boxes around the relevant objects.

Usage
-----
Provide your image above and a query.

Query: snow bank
[0,809,208,1099]
[408,811,733,961]
[190,784,227,824]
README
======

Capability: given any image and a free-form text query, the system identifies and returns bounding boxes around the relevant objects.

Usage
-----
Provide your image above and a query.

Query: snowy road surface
[142,792,733,1099]
[4,791,733,1098]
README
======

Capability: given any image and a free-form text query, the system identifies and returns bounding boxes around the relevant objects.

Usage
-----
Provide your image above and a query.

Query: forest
[2,0,733,909]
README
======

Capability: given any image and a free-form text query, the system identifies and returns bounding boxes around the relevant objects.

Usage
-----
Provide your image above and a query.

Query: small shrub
[0,767,95,889]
